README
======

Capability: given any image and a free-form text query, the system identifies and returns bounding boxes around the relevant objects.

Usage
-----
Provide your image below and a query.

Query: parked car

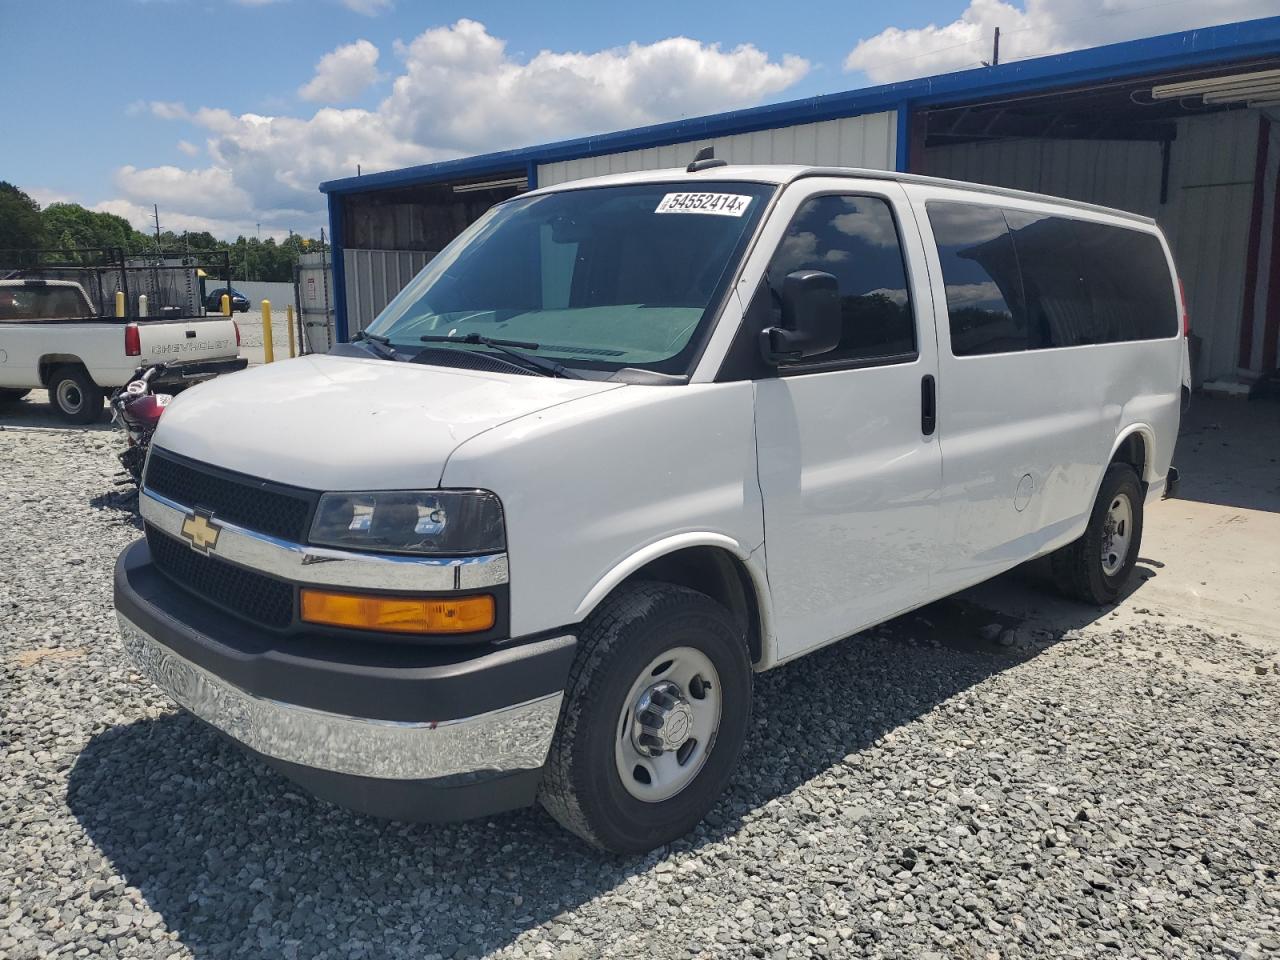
[0,279,247,422]
[113,164,1190,853]
[205,287,250,313]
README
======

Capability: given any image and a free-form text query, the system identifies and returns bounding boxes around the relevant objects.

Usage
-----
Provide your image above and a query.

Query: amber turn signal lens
[300,590,495,634]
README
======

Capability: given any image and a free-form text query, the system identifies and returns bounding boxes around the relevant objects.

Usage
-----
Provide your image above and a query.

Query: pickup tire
[539,581,752,854]
[0,388,30,402]
[48,365,105,424]
[1052,463,1144,606]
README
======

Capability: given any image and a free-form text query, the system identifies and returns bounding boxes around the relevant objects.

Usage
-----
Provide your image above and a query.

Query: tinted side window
[1004,211,1178,347]
[1003,211,1092,348]
[767,195,915,366]
[1070,219,1177,341]
[926,202,1027,355]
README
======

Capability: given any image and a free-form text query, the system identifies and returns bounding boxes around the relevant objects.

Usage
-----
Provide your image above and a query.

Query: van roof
[525,164,1157,226]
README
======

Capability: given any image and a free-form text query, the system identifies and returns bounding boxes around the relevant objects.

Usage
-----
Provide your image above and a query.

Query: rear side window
[0,286,92,322]
[766,194,915,367]
[925,202,1027,355]
[1007,212,1177,345]
[928,200,1177,356]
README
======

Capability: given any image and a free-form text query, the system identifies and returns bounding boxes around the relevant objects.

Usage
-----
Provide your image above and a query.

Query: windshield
[366,180,775,374]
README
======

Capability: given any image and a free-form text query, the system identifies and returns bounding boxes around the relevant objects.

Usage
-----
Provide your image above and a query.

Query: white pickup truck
[0,279,247,422]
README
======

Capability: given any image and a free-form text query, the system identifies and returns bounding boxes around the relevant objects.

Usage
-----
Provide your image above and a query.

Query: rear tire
[1052,463,1144,605]
[48,365,105,424]
[539,581,752,854]
[0,388,30,402]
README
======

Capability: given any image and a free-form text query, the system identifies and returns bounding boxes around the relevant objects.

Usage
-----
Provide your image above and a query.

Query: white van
[113,163,1188,853]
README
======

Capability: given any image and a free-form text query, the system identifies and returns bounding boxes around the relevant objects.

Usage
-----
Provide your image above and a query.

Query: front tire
[539,581,752,854]
[1052,463,1144,605]
[48,365,105,424]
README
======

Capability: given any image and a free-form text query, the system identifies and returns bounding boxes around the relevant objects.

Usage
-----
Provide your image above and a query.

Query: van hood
[152,353,623,490]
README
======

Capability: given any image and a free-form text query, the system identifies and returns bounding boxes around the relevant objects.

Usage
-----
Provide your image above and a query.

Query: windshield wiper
[419,333,582,379]
[351,329,399,360]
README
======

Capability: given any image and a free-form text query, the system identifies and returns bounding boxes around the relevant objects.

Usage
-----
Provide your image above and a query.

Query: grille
[147,524,294,629]
[145,450,315,543]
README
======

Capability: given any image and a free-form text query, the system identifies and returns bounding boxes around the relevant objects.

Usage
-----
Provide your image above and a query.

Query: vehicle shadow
[66,576,1138,960]
[0,390,113,430]
[88,488,143,530]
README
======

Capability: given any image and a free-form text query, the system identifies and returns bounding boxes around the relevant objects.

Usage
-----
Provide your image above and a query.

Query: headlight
[309,490,505,555]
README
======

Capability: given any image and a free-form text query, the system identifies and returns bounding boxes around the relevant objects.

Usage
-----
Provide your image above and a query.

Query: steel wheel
[614,646,722,803]
[1100,492,1133,576]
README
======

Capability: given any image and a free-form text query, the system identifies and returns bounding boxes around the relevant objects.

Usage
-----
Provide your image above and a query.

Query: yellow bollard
[221,294,231,316]
[286,304,297,358]
[115,291,125,318]
[261,300,275,363]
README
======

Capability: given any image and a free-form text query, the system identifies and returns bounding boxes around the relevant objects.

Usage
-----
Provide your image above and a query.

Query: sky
[1,0,1275,241]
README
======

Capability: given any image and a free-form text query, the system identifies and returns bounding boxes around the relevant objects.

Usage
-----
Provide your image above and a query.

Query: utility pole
[993,26,1001,67]
[153,204,162,252]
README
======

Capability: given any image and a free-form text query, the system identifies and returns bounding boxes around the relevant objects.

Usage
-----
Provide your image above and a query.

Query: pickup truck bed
[0,279,247,422]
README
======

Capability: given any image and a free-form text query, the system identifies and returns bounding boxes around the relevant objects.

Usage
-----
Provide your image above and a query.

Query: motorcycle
[109,363,172,486]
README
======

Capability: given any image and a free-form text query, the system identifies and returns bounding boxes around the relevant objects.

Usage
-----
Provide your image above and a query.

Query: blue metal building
[320,16,1280,387]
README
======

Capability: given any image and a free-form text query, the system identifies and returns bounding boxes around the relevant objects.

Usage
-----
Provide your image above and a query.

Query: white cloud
[91,198,264,240]
[28,186,76,207]
[384,20,809,153]
[149,100,190,120]
[114,164,252,219]
[299,39,381,103]
[342,0,392,15]
[105,19,808,238]
[845,0,1280,83]
[177,139,200,157]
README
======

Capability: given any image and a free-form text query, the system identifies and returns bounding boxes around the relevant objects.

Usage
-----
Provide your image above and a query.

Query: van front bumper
[113,539,576,821]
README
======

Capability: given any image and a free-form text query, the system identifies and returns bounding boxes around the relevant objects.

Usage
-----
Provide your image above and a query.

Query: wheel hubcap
[57,381,82,413]
[1101,493,1133,576]
[615,647,721,803]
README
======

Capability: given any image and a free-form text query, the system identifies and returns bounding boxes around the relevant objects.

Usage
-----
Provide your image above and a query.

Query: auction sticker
[655,192,752,217]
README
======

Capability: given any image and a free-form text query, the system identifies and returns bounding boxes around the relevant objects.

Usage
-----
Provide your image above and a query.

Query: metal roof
[320,15,1280,197]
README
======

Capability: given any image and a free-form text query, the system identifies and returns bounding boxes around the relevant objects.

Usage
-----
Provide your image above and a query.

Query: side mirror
[759,270,841,364]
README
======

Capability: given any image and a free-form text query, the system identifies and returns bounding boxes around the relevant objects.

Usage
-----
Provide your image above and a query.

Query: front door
[752,182,942,662]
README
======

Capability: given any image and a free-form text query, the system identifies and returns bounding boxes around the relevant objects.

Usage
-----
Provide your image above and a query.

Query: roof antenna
[687,146,728,173]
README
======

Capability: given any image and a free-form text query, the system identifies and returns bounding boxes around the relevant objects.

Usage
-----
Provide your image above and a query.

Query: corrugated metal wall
[537,111,898,187]
[1164,113,1261,382]
[343,248,435,335]
[920,138,1164,215]
[923,111,1262,382]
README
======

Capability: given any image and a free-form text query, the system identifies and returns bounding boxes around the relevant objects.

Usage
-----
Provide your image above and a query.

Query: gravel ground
[2,426,1278,960]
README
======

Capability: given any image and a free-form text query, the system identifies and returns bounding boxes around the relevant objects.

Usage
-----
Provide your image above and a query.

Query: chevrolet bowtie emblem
[180,510,221,554]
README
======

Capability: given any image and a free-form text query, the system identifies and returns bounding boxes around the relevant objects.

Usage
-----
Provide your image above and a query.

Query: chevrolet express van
[114,163,1188,853]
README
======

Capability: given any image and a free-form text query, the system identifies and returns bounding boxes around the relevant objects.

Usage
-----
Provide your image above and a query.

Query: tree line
[0,181,323,283]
